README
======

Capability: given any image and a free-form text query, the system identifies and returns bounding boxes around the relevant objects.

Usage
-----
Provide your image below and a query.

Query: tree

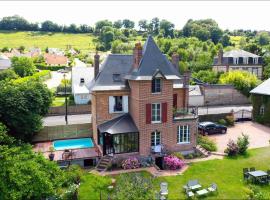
[95,20,112,35]
[219,70,260,97]
[257,31,270,46]
[41,20,62,32]
[18,45,25,53]
[220,34,231,47]
[138,19,148,31]
[113,20,122,29]
[122,19,135,29]
[11,57,36,77]
[160,19,175,38]
[0,81,52,141]
[112,173,155,200]
[192,70,220,84]
[1,47,9,52]
[149,17,160,35]
[0,69,18,81]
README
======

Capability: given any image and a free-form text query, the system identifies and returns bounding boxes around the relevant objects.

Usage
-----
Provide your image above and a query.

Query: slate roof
[92,54,133,91]
[126,36,181,80]
[250,78,270,96]
[92,36,181,91]
[223,50,260,58]
[98,113,139,134]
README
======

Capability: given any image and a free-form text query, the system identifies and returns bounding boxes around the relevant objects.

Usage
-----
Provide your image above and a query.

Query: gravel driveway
[208,122,270,152]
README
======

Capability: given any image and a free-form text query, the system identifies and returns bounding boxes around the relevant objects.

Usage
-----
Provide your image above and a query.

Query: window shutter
[162,102,167,123]
[173,94,177,108]
[146,104,151,124]
[109,96,115,113]
[123,96,129,113]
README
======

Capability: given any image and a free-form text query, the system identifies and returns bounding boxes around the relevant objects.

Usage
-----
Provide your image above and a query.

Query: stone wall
[202,84,250,106]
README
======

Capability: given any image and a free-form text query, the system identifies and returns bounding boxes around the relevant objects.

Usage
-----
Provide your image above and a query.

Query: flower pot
[49,153,55,161]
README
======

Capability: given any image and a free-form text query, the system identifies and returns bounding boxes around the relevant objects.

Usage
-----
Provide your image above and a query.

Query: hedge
[12,70,51,84]
[36,64,67,71]
[197,135,217,152]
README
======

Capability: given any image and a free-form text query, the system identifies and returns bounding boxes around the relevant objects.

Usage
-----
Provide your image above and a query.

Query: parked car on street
[198,121,227,135]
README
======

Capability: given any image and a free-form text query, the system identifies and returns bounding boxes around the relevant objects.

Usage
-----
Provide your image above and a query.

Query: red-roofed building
[44,53,68,66]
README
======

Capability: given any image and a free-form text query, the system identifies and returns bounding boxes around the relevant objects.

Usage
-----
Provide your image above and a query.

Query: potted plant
[48,146,55,161]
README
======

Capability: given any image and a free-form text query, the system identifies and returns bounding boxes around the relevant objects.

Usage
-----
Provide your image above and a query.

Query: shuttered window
[162,102,167,123]
[173,94,177,108]
[146,104,151,124]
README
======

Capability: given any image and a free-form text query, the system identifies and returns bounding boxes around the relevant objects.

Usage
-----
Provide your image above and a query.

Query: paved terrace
[43,114,91,126]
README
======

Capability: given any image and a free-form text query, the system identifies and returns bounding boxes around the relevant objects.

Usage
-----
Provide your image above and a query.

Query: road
[43,114,91,126]
[198,105,252,115]
[44,71,71,89]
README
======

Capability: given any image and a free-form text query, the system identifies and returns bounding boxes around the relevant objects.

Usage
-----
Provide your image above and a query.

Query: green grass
[79,147,270,199]
[0,31,96,52]
[51,97,66,107]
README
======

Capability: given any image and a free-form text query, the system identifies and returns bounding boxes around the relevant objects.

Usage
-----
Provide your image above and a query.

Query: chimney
[172,52,180,69]
[218,49,223,65]
[183,70,191,89]
[94,52,100,79]
[133,42,142,70]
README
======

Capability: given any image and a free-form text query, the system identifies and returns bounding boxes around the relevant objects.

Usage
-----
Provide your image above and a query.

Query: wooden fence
[48,104,91,116]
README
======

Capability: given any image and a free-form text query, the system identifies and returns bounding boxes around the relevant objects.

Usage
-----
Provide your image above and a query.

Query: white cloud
[0,1,269,30]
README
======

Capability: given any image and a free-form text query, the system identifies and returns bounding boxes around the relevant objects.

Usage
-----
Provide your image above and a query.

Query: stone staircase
[96,155,113,172]
[195,145,211,157]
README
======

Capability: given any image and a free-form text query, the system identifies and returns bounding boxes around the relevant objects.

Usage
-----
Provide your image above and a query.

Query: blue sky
[0,1,270,31]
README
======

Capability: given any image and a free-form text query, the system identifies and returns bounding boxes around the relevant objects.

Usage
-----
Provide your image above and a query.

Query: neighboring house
[189,85,204,106]
[3,49,21,58]
[44,53,68,66]
[0,54,12,71]
[213,49,263,79]
[250,78,270,126]
[27,47,42,57]
[48,48,65,56]
[72,59,94,104]
[91,36,198,158]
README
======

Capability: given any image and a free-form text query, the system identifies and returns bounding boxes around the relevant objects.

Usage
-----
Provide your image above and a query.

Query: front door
[103,133,114,155]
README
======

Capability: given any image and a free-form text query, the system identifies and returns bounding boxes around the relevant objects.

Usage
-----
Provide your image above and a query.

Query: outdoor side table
[196,189,208,196]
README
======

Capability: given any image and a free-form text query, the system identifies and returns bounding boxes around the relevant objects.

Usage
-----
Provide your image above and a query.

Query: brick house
[91,36,198,158]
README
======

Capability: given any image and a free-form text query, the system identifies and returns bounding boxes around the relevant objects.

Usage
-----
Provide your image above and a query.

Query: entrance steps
[195,145,211,157]
[96,155,113,172]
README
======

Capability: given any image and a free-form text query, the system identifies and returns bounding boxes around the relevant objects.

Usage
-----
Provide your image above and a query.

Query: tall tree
[122,19,135,29]
[138,19,148,31]
[11,57,36,77]
[160,19,175,38]
[113,20,123,29]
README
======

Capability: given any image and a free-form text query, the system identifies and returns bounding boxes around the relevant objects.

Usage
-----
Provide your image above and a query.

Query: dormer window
[152,78,161,93]
[113,74,121,82]
[80,78,85,84]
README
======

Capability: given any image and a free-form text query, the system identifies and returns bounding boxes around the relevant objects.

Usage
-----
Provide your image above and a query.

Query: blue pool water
[53,138,94,150]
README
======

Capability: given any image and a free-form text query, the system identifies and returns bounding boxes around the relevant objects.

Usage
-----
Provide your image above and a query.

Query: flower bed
[122,157,140,170]
[164,155,185,170]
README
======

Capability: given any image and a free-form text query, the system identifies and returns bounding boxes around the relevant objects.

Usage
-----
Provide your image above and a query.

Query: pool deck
[33,141,99,161]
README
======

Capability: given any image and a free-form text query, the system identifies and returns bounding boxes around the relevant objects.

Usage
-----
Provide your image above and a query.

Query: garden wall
[199,113,231,122]
[48,104,91,116]
[202,84,250,106]
[32,123,93,142]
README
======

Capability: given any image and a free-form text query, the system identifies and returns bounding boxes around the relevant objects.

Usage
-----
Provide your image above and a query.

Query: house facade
[91,36,198,158]
[250,78,270,126]
[44,53,68,66]
[213,49,263,79]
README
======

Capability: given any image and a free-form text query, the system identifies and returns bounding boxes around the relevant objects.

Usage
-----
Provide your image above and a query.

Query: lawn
[79,147,270,199]
[0,31,96,52]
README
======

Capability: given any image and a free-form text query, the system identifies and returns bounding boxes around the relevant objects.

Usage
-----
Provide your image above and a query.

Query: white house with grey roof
[71,59,94,104]
[213,49,263,79]
[0,54,11,71]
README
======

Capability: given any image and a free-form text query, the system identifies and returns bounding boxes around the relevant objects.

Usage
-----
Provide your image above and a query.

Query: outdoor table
[248,170,268,184]
[196,189,208,196]
[189,184,202,191]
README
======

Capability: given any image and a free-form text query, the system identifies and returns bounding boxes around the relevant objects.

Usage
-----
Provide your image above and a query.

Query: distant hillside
[0,31,97,52]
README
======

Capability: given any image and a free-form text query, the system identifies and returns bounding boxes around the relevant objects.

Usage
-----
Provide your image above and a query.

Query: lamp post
[63,73,68,125]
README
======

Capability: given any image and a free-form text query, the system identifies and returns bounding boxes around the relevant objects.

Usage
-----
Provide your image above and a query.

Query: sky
[0,1,270,31]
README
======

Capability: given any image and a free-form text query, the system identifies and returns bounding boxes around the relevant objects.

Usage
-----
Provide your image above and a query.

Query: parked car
[57,69,66,73]
[198,121,227,135]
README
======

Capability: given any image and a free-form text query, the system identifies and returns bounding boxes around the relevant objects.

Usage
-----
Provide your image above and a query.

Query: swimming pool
[53,138,94,151]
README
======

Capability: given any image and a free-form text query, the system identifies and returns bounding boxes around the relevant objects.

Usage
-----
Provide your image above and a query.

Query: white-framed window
[151,103,161,123]
[260,105,265,115]
[80,78,85,84]
[177,125,190,144]
[151,131,161,146]
[80,94,88,99]
[109,96,128,113]
[152,78,161,93]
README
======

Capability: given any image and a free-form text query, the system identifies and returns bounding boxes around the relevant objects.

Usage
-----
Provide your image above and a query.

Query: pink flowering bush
[122,157,140,170]
[164,155,185,170]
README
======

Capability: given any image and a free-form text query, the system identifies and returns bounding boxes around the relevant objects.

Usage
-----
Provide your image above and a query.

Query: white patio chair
[160,182,168,196]
[207,183,217,192]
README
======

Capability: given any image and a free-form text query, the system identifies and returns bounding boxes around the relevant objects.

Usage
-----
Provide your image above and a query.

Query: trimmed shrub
[237,133,249,155]
[225,115,235,126]
[12,70,51,84]
[218,119,227,126]
[197,135,217,152]
[164,155,185,170]
[225,139,239,156]
[36,64,67,71]
[171,152,184,160]
[122,157,140,170]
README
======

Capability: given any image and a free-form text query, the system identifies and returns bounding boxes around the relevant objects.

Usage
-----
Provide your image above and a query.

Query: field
[0,31,96,52]
[79,147,270,199]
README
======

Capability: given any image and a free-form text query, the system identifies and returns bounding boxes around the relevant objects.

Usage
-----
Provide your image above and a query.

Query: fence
[32,123,92,142]
[48,104,91,116]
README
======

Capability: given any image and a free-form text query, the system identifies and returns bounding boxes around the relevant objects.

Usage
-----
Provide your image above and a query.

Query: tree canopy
[11,57,36,77]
